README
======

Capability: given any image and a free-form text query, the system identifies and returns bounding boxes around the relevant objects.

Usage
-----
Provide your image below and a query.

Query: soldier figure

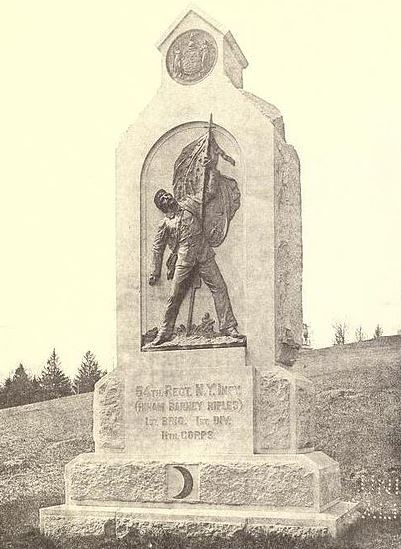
[149,188,240,346]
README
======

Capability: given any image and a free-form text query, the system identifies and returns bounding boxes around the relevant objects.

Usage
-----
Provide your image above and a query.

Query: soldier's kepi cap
[154,188,168,209]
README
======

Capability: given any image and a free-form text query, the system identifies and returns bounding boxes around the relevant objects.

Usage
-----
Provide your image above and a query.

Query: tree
[39,349,72,400]
[73,351,105,394]
[355,326,366,342]
[333,322,347,345]
[373,324,383,339]
[30,375,44,403]
[0,377,11,409]
[0,364,43,408]
[6,364,32,406]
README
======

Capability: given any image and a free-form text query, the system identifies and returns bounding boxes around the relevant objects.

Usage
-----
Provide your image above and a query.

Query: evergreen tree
[0,368,43,409]
[5,364,33,407]
[73,351,105,394]
[0,378,10,408]
[30,375,44,403]
[39,349,72,400]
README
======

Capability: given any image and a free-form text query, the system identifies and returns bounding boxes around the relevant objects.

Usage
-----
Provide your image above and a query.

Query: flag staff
[186,113,214,335]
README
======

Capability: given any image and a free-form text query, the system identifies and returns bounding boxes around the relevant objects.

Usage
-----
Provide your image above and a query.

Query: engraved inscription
[134,382,243,442]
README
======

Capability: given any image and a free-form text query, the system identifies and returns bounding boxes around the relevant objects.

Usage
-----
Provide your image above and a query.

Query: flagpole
[201,113,213,226]
[186,113,213,336]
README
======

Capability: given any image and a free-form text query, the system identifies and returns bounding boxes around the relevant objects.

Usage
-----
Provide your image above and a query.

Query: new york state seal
[166,29,217,85]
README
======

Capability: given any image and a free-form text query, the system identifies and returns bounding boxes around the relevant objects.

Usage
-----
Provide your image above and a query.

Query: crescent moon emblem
[173,465,194,499]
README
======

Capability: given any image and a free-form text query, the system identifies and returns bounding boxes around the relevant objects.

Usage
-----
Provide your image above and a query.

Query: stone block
[115,510,243,540]
[39,505,116,539]
[123,347,254,457]
[94,370,126,452]
[254,366,314,453]
[274,133,303,363]
[199,461,314,507]
[66,456,167,504]
[40,502,360,540]
[65,452,339,513]
[306,452,342,511]
[296,380,314,449]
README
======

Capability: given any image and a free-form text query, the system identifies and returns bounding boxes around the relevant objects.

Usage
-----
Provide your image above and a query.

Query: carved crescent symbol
[173,465,194,499]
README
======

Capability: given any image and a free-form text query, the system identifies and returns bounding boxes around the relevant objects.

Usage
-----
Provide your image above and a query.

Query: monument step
[65,451,340,513]
[40,501,360,539]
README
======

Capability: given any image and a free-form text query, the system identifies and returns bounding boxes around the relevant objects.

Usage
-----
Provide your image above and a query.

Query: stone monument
[40,7,358,540]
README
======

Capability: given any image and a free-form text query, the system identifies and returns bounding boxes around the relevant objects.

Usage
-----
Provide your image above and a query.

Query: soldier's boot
[151,328,174,346]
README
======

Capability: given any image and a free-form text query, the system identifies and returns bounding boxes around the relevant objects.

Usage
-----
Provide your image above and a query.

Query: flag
[173,133,209,204]
[172,123,241,247]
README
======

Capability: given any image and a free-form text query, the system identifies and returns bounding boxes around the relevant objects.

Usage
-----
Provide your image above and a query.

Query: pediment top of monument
[156,4,248,70]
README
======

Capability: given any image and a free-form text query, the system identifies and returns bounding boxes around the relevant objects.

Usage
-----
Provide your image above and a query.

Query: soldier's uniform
[151,197,237,341]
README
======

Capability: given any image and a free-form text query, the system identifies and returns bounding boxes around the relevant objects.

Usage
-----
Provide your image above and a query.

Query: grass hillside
[294,335,401,513]
[0,392,93,535]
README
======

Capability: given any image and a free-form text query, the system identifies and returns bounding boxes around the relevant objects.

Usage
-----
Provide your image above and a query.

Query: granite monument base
[40,451,358,539]
[40,501,358,540]
[40,350,359,540]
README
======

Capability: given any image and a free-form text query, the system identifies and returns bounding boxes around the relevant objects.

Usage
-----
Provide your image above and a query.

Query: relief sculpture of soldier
[148,116,244,347]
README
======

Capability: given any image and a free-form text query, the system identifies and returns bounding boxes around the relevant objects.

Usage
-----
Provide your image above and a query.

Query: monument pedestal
[41,356,358,539]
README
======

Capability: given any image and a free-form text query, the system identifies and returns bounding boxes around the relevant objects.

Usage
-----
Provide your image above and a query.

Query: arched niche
[140,121,245,348]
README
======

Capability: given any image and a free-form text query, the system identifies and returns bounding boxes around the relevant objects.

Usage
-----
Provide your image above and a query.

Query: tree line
[0,349,106,410]
[332,323,384,345]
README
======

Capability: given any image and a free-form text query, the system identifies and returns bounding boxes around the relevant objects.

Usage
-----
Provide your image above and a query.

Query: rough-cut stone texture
[40,506,116,539]
[116,515,328,540]
[255,369,291,452]
[254,367,315,453]
[199,462,314,508]
[41,502,359,539]
[116,516,242,540]
[296,384,314,450]
[305,452,342,511]
[223,38,244,89]
[67,457,167,503]
[64,453,343,511]
[93,371,125,451]
[320,467,341,509]
[274,131,302,366]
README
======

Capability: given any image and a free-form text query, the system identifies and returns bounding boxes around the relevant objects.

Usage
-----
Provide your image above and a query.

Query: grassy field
[295,335,401,516]
[0,336,400,547]
[0,392,93,536]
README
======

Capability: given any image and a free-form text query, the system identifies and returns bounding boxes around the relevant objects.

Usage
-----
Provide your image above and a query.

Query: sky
[0,0,400,379]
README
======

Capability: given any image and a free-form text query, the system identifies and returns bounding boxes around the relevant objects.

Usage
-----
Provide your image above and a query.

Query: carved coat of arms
[166,29,217,84]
